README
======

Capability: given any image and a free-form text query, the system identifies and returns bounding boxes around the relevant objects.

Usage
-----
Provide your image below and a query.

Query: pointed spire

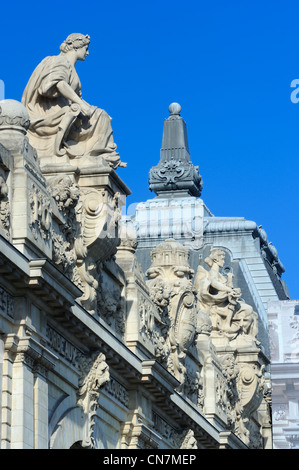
[149,103,203,197]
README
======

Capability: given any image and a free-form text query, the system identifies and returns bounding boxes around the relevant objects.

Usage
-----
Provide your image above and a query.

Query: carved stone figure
[194,248,258,343]
[146,239,197,388]
[22,33,126,169]
[76,351,110,448]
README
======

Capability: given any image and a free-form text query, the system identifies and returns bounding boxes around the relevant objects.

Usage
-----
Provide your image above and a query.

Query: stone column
[33,365,48,449]
[1,332,55,449]
[11,353,35,449]
[1,335,18,449]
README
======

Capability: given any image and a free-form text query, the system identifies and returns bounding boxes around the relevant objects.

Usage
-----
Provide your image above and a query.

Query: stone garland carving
[0,175,10,238]
[194,248,258,344]
[76,351,110,448]
[47,175,80,216]
[216,354,240,429]
[29,183,52,241]
[47,175,81,279]
[139,296,155,342]
[184,369,204,410]
[96,274,126,336]
[51,231,76,275]
[147,278,172,367]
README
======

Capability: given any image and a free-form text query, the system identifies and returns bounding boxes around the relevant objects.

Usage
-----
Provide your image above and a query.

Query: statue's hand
[80,102,96,117]
[231,288,241,298]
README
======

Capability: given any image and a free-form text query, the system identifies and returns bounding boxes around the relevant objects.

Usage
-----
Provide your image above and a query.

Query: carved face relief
[76,44,89,61]
[212,249,225,268]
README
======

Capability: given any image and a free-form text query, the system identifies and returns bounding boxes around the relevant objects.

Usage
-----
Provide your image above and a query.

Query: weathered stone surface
[0,49,277,450]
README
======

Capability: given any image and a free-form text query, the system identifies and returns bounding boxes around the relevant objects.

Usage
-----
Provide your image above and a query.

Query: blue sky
[1,0,298,298]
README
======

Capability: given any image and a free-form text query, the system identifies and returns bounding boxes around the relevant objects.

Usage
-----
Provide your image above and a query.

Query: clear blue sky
[1,0,298,298]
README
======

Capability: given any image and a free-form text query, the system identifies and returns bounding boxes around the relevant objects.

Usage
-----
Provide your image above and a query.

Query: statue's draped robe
[22,54,121,167]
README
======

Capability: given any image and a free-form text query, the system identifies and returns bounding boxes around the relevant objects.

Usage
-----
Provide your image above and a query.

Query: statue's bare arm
[209,271,239,296]
[56,81,93,117]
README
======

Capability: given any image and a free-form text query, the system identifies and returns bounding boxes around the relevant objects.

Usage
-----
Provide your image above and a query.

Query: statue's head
[205,248,225,268]
[60,33,90,53]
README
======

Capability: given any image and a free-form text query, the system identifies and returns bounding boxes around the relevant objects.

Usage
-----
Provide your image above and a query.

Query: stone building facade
[268,300,299,449]
[0,35,290,449]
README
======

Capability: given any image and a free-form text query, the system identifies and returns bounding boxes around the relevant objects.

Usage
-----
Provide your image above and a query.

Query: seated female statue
[22,33,126,169]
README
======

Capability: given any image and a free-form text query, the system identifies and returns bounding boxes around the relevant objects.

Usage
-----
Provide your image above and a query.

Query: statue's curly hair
[60,33,90,53]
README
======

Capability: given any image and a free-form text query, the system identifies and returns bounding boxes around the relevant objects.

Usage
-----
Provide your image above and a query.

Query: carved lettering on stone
[104,377,129,408]
[0,286,13,318]
[46,325,79,365]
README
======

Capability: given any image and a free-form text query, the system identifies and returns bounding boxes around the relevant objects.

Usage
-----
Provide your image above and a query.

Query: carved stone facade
[268,300,299,449]
[0,42,289,449]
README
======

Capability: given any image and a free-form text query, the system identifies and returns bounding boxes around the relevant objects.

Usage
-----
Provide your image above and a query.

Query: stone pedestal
[0,100,52,259]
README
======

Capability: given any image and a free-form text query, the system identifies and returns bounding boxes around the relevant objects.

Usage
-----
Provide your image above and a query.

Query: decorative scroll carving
[148,103,202,197]
[76,189,122,314]
[47,173,123,317]
[216,352,266,447]
[156,157,186,184]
